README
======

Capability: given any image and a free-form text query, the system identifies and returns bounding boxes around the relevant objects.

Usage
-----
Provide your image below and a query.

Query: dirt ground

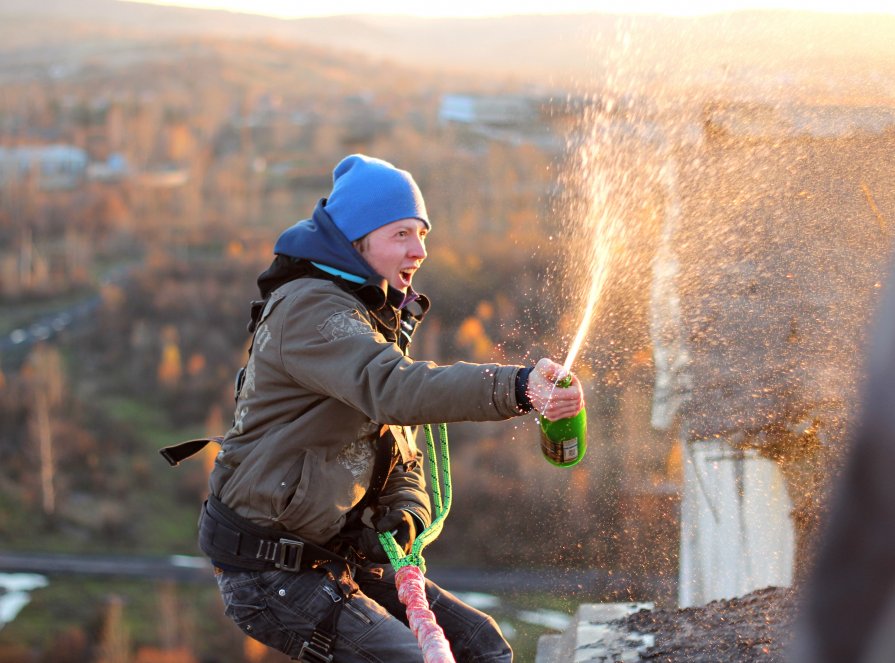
[617,586,798,662]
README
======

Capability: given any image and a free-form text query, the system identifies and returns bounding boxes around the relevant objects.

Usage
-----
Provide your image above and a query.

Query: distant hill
[1,0,894,101]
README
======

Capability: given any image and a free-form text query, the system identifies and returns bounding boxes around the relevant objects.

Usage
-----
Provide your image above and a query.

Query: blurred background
[0,1,893,661]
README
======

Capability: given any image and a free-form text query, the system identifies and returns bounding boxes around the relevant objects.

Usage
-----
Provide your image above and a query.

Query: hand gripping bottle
[539,375,587,467]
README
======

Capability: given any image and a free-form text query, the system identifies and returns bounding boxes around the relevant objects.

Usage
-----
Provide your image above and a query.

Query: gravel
[616,586,798,663]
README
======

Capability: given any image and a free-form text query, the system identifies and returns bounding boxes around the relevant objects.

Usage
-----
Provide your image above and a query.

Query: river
[0,573,48,630]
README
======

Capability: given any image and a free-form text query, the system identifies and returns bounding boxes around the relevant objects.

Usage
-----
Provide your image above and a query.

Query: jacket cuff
[398,504,432,530]
[514,366,534,413]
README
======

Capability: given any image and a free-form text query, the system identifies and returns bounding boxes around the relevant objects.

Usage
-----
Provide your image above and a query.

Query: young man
[199,154,584,662]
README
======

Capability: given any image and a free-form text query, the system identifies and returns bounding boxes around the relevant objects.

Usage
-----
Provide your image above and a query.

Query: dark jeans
[215,562,512,662]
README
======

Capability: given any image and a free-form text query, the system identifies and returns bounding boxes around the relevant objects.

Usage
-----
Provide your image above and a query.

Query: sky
[132,0,895,18]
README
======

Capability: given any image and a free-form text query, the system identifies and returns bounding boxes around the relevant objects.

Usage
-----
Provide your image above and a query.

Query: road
[0,295,100,355]
[0,262,137,366]
[0,551,636,597]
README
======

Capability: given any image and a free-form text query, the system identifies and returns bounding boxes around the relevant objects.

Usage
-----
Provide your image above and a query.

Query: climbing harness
[295,562,352,663]
[378,422,455,663]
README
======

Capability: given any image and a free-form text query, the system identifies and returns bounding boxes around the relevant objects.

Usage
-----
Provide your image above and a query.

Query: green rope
[378,423,451,574]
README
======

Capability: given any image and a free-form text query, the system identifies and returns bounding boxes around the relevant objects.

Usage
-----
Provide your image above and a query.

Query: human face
[359,218,428,293]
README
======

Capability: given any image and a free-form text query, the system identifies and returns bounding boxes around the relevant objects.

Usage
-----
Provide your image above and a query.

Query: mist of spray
[561,180,616,374]
[556,18,687,376]
[558,90,652,374]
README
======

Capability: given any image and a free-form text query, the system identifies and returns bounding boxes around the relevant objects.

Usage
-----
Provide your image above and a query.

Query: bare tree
[95,595,131,663]
[24,344,65,516]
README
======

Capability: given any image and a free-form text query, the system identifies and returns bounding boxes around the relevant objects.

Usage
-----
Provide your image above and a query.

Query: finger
[543,397,584,419]
[535,358,562,382]
[549,399,579,414]
[546,392,579,407]
[542,408,569,422]
[544,407,579,422]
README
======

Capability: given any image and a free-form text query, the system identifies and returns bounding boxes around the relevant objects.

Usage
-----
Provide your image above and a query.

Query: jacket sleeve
[378,448,432,530]
[277,281,525,425]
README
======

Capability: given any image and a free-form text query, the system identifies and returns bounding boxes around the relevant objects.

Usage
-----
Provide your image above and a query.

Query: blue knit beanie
[324,154,430,242]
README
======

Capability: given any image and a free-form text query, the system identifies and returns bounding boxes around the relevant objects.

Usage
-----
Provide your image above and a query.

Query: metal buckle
[256,539,277,562]
[276,538,304,572]
[297,635,334,663]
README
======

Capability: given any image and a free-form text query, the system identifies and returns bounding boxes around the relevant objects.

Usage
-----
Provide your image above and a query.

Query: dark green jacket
[211,276,524,545]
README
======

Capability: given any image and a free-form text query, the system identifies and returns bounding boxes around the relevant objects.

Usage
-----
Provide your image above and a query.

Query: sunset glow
[129,0,895,18]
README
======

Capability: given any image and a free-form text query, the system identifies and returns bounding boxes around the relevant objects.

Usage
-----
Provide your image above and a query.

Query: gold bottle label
[541,436,579,464]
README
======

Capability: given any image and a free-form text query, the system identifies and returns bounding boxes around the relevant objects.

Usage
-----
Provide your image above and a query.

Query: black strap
[297,583,344,662]
[159,436,223,467]
[202,496,353,661]
[199,495,355,572]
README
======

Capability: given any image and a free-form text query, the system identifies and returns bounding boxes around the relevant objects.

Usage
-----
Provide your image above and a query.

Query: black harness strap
[159,436,223,467]
[296,579,344,662]
[200,498,356,663]
[199,495,356,572]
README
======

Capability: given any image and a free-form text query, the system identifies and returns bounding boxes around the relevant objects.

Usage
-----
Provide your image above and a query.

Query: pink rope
[395,565,455,663]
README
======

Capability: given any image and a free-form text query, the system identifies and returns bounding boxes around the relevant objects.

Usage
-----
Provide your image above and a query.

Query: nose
[409,235,427,260]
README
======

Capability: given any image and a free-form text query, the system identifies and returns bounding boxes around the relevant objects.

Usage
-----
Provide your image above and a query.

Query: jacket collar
[269,199,428,313]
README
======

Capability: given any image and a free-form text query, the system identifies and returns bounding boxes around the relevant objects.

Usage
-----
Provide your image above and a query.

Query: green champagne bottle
[539,375,587,467]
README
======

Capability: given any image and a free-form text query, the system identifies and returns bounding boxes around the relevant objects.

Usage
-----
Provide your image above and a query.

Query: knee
[459,614,512,663]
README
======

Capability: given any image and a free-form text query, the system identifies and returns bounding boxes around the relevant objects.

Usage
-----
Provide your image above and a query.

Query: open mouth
[400,269,415,284]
